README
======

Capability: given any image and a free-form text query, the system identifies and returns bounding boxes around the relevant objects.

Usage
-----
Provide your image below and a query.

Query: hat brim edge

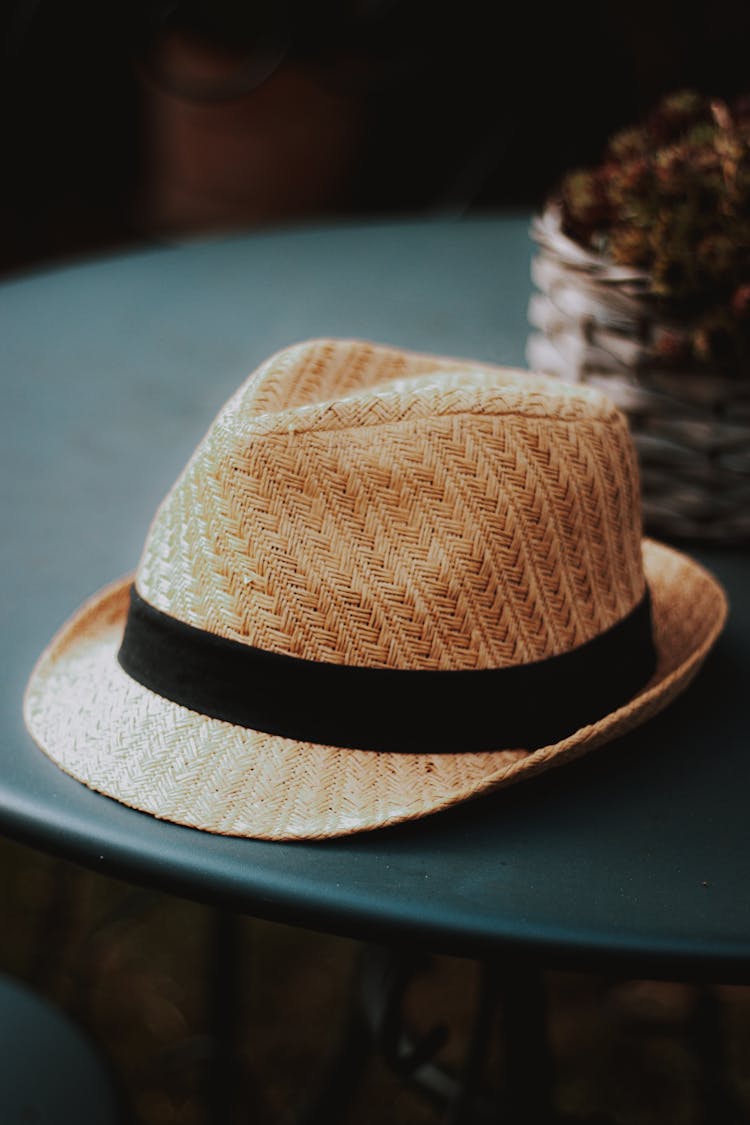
[22,539,728,840]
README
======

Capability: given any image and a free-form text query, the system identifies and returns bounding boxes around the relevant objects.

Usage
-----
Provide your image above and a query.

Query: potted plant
[527,89,750,541]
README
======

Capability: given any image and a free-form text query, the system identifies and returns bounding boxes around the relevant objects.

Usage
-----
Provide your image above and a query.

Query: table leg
[356,948,558,1124]
[441,960,500,1125]
[207,909,249,1125]
[358,944,450,1083]
[286,999,371,1125]
[689,984,746,1125]
[496,965,555,1125]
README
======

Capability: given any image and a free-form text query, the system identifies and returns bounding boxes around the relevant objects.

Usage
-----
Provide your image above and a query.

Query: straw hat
[24,339,728,840]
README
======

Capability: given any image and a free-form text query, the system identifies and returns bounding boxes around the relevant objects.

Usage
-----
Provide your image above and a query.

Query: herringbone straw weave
[24,339,727,839]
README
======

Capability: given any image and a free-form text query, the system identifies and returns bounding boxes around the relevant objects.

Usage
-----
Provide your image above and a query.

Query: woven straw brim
[24,540,726,840]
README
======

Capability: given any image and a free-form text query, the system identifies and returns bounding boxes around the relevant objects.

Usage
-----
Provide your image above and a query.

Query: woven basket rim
[528,208,750,540]
[531,204,652,287]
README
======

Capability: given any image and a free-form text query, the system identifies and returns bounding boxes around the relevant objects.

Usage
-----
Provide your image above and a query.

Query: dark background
[2,0,749,276]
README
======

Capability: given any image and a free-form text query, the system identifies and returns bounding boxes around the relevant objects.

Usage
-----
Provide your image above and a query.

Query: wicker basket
[527,206,750,542]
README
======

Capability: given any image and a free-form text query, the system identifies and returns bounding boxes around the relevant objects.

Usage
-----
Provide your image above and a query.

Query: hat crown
[135,340,645,672]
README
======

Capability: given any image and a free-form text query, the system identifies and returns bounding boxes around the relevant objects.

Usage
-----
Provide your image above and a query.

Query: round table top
[2,215,749,980]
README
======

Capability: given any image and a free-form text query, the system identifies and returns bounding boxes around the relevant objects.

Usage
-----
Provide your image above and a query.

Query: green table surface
[2,215,748,979]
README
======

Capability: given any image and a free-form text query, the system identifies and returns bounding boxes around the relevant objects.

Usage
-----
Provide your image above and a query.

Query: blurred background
[4,840,750,1125]
[2,0,750,276]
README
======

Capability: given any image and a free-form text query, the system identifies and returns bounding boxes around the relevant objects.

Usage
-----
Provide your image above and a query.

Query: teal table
[2,216,749,984]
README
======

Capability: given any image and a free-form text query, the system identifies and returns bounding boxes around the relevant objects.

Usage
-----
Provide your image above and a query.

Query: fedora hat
[24,339,727,839]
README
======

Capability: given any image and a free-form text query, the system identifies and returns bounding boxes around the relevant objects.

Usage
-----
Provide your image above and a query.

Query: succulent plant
[559,90,750,373]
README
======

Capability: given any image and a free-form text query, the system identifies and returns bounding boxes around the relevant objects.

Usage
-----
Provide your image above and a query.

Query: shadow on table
[364,626,742,849]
